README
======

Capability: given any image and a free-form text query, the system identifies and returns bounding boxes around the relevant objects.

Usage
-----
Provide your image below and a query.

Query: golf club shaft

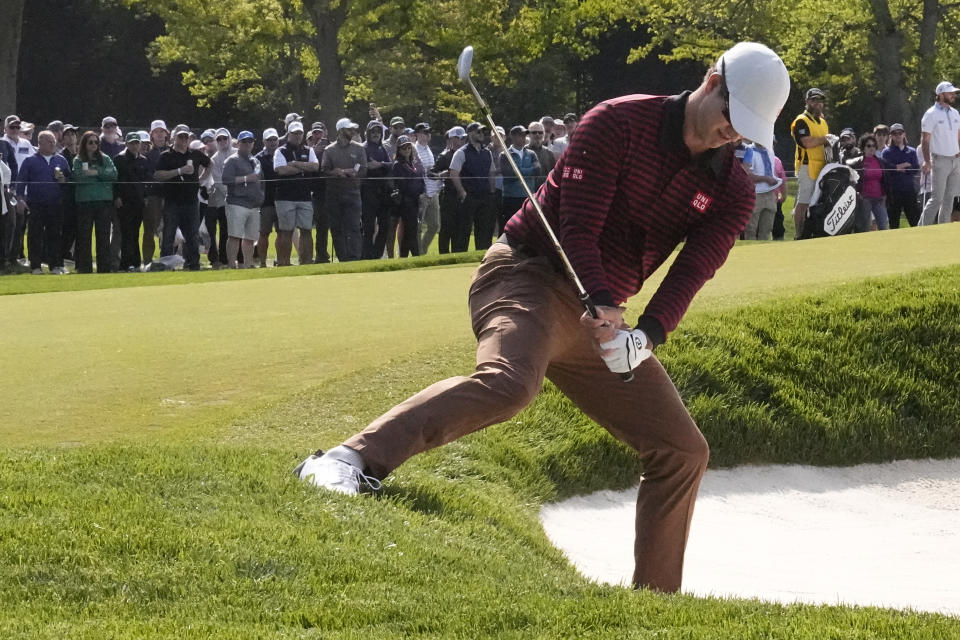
[463,73,633,383]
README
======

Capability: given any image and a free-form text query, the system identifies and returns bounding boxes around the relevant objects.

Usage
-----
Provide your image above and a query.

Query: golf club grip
[580,294,633,383]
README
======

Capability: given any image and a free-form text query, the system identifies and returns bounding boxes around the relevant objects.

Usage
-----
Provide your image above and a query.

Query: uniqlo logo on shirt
[691,191,713,213]
[562,166,584,181]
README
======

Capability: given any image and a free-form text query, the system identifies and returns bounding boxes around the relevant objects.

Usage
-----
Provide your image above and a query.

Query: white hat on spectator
[215,127,231,140]
[335,117,359,131]
[287,121,304,134]
[102,116,118,127]
[150,119,168,132]
[189,140,205,150]
[935,81,959,95]
[137,130,150,142]
[284,112,302,127]
[717,42,790,151]
[446,126,467,138]
[263,127,279,140]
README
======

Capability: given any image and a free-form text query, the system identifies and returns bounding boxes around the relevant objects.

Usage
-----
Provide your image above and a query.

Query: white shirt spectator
[415,141,441,197]
[273,146,318,168]
[920,102,960,157]
[747,144,778,194]
[1,134,36,161]
[550,136,569,157]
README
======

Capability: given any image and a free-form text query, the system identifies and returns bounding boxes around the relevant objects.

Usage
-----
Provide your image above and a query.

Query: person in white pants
[919,81,960,226]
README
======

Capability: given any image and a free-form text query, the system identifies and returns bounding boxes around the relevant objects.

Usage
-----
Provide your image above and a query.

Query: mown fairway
[3,225,960,638]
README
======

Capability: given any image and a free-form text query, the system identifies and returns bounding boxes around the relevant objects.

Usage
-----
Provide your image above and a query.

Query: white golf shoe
[293,445,381,495]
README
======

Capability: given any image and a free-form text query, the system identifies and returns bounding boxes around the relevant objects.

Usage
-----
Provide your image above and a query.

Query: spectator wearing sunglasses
[73,131,119,272]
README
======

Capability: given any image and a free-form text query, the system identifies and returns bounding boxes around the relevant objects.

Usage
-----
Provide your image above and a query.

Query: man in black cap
[835,127,861,164]
[309,121,331,263]
[790,88,832,237]
[449,122,496,252]
[154,124,212,270]
[113,132,150,271]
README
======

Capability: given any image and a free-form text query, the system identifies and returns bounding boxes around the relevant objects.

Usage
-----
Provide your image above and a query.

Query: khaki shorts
[225,204,260,241]
[796,168,816,205]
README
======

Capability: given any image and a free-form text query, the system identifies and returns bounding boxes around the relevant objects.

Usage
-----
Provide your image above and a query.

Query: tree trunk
[306,0,347,122]
[911,0,941,138]
[867,0,912,133]
[0,0,26,117]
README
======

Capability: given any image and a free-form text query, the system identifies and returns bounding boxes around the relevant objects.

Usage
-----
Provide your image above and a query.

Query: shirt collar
[660,91,725,176]
[935,102,953,113]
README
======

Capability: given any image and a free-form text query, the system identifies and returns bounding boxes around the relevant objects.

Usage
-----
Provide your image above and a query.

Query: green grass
[3,224,960,637]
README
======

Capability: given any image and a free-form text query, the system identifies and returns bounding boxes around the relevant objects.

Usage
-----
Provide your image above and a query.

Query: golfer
[297,42,790,593]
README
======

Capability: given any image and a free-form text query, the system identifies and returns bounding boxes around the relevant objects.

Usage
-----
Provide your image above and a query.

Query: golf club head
[458,46,474,84]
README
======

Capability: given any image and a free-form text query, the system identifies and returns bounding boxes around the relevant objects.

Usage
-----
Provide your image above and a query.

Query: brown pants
[344,242,708,592]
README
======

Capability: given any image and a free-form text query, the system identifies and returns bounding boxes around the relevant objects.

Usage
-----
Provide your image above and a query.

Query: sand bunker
[540,458,960,615]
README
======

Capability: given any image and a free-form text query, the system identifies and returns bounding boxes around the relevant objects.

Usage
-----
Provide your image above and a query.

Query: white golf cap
[215,127,231,139]
[936,81,959,95]
[335,117,359,131]
[446,126,467,138]
[137,130,150,142]
[150,119,168,132]
[719,42,790,150]
[287,121,304,134]
[263,127,279,140]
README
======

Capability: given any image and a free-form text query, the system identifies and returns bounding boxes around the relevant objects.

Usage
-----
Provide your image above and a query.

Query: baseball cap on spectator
[200,129,216,141]
[263,127,279,140]
[237,130,255,142]
[840,127,855,138]
[47,120,64,132]
[404,127,414,135]
[563,113,577,123]
[389,116,405,127]
[150,119,168,132]
[63,124,78,133]
[540,116,555,125]
[494,125,505,136]
[935,81,959,95]
[465,122,485,133]
[287,121,304,134]
[189,140,205,151]
[396,135,413,147]
[414,122,430,133]
[137,130,150,142]
[719,42,790,151]
[311,121,326,132]
[284,112,302,127]
[5,115,21,128]
[366,120,383,131]
[335,117,359,131]
[172,124,191,137]
[125,132,142,143]
[215,127,231,140]
[509,125,527,135]
[806,88,826,100]
[20,122,35,134]
[446,126,466,138]
[890,123,905,132]
[102,116,118,127]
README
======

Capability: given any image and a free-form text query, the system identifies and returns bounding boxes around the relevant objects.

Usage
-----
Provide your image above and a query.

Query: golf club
[457,45,634,383]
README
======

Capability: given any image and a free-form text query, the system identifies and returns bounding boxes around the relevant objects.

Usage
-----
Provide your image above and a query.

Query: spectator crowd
[1,80,957,274]
[0,107,578,274]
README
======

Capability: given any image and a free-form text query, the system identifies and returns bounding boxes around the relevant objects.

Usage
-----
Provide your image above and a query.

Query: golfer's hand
[599,328,652,374]
[580,305,627,344]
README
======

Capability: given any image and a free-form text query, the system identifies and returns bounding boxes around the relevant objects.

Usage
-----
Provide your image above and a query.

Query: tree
[125,0,578,129]
[0,0,26,117]
[576,0,960,141]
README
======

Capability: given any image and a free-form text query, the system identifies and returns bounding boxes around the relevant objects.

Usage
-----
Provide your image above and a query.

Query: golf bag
[799,163,859,239]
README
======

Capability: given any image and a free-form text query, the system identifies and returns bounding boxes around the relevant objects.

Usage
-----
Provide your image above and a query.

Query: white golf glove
[599,329,652,374]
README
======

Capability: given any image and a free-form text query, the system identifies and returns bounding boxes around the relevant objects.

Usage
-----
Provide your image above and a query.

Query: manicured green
[2,225,960,637]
